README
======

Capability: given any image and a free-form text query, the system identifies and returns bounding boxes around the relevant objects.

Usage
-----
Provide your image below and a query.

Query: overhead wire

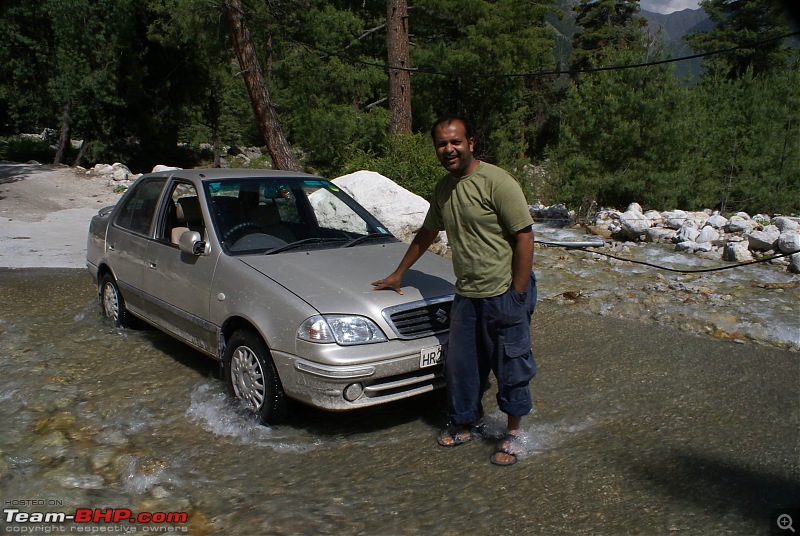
[299,30,800,78]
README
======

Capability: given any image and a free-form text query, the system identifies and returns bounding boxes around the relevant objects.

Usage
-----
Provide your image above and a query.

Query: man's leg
[486,273,537,464]
[443,295,485,429]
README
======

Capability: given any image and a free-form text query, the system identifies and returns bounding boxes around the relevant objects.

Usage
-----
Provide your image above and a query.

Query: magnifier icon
[778,514,795,532]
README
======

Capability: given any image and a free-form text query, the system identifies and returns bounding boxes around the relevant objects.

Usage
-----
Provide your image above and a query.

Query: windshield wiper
[265,237,347,254]
[343,233,395,248]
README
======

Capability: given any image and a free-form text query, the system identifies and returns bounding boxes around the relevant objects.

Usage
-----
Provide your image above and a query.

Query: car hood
[239,242,456,316]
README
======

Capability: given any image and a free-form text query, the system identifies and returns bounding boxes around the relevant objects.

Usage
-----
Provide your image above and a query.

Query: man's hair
[430,115,473,141]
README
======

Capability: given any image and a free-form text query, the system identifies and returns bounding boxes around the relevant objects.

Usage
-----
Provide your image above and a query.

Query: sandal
[437,423,484,447]
[490,433,522,466]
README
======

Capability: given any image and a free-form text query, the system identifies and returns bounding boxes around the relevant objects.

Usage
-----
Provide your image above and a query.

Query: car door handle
[108,244,115,251]
[148,261,157,270]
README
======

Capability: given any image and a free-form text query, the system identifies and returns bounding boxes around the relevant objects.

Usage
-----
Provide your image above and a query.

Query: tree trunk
[54,100,72,165]
[222,0,301,171]
[386,0,412,135]
[72,136,89,168]
[209,89,221,168]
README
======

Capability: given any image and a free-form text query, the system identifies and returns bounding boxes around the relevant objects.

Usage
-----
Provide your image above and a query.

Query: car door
[105,177,168,317]
[139,180,220,355]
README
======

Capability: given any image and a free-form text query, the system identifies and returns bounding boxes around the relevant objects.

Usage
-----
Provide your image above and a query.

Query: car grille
[382,295,454,339]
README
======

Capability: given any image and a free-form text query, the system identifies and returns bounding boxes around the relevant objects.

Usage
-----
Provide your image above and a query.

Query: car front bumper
[271,335,447,411]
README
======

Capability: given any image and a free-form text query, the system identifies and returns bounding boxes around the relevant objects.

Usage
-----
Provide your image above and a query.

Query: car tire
[100,273,129,328]
[224,330,289,425]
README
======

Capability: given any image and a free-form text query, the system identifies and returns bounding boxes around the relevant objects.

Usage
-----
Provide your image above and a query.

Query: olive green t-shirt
[423,162,533,298]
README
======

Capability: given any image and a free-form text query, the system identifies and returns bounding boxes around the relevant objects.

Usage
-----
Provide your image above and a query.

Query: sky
[640,0,701,14]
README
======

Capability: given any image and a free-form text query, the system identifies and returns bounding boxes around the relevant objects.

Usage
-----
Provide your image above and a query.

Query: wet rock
[0,457,10,480]
[47,467,106,490]
[89,448,116,471]
[97,428,129,446]
[32,431,69,465]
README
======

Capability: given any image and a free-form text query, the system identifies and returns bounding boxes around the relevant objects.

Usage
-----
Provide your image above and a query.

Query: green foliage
[411,0,559,166]
[684,0,793,80]
[570,0,646,72]
[547,36,690,211]
[0,136,57,163]
[336,132,443,199]
[679,65,800,214]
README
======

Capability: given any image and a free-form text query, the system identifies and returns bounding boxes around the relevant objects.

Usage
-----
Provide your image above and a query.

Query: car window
[114,178,167,235]
[156,182,205,244]
[306,186,369,235]
[204,177,393,255]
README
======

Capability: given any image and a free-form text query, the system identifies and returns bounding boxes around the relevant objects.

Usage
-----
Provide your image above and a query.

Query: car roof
[144,168,323,181]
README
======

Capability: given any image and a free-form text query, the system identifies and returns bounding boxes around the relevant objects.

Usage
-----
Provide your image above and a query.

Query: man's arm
[511,227,534,294]
[371,227,439,294]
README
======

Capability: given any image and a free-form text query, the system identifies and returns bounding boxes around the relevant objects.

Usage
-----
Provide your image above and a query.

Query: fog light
[343,383,364,402]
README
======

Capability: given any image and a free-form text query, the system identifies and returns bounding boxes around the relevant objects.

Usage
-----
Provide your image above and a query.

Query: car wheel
[224,330,288,425]
[100,273,128,327]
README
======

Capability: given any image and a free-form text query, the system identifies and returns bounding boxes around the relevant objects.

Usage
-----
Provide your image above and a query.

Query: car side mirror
[178,231,207,256]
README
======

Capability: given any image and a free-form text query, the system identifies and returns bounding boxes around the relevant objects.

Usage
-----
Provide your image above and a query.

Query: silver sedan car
[87,169,455,424]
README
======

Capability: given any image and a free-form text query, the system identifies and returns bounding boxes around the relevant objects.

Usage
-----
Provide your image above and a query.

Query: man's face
[433,120,477,178]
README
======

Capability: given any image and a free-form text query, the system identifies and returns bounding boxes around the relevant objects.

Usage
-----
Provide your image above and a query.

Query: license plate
[420,345,443,368]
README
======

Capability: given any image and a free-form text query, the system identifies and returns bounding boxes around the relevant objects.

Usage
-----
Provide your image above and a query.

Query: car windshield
[203,177,397,255]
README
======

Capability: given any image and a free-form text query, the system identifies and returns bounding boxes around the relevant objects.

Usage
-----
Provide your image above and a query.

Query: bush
[335,133,442,200]
[0,136,56,163]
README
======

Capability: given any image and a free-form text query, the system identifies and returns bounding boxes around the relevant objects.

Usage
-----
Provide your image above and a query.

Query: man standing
[372,115,537,466]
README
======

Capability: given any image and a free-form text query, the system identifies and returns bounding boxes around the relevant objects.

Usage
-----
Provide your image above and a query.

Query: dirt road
[0,161,123,268]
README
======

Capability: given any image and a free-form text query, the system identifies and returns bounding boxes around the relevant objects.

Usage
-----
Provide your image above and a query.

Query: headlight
[297,315,387,345]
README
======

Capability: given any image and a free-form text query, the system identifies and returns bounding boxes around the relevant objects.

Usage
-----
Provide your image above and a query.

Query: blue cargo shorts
[444,271,537,425]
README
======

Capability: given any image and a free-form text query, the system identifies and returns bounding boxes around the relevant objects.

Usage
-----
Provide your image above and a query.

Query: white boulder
[727,214,754,233]
[676,220,700,243]
[778,230,800,254]
[722,241,754,262]
[333,171,448,254]
[747,225,780,251]
[662,210,687,230]
[644,227,676,243]
[696,225,720,244]
[152,165,182,173]
[790,253,800,274]
[618,208,651,239]
[706,212,728,229]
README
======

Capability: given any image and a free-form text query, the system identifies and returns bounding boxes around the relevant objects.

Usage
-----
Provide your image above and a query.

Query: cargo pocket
[500,337,536,387]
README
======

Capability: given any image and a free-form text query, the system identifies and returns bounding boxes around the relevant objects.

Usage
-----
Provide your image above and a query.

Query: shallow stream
[0,258,798,534]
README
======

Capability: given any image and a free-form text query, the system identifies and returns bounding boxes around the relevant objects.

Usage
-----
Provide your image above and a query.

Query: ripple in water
[482,410,599,460]
[186,383,320,452]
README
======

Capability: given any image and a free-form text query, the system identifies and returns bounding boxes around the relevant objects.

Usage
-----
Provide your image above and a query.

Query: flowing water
[0,258,798,535]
